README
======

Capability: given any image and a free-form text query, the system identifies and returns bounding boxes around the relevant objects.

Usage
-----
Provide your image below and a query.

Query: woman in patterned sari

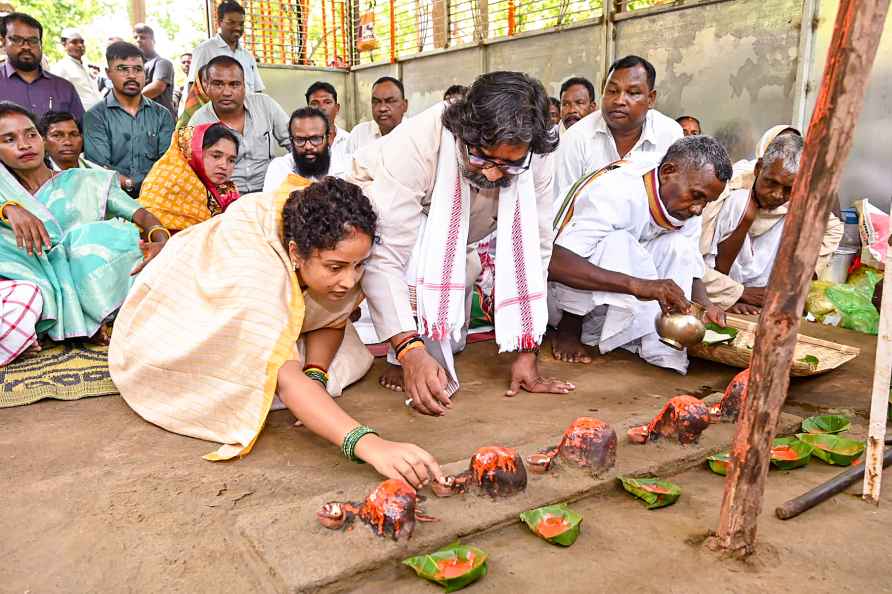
[0,101,168,363]
[139,122,240,232]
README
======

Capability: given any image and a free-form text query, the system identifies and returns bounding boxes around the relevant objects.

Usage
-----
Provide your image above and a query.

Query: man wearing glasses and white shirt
[262,107,348,192]
[349,71,575,417]
[188,55,288,194]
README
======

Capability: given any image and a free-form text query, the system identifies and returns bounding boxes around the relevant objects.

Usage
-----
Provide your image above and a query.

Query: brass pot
[654,303,706,350]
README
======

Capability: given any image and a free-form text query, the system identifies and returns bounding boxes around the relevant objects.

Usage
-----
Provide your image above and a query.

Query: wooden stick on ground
[707,0,891,557]
[863,213,892,503]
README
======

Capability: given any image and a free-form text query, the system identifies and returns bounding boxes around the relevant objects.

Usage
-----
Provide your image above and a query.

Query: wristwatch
[123,178,134,192]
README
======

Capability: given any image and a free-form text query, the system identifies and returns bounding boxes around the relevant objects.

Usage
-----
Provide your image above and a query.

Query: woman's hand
[130,239,165,276]
[3,204,51,256]
[355,434,445,489]
[506,352,575,397]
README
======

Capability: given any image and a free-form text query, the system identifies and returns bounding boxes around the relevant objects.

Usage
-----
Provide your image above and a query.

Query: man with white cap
[50,27,101,109]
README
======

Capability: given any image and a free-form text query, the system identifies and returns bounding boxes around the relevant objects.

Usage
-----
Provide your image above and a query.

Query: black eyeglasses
[465,144,532,175]
[291,135,326,147]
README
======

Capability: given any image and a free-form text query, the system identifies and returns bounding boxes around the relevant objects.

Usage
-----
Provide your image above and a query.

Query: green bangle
[304,368,329,387]
[341,425,379,463]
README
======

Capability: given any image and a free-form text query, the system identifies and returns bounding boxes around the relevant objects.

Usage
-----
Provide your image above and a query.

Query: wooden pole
[707,0,890,557]
[863,208,892,503]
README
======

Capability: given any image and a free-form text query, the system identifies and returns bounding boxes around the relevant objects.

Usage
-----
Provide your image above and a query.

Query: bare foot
[378,363,405,392]
[551,312,594,363]
[22,341,42,357]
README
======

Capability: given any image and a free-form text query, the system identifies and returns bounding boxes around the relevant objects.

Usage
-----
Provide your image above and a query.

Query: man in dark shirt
[84,41,173,197]
[0,12,84,121]
[133,23,175,116]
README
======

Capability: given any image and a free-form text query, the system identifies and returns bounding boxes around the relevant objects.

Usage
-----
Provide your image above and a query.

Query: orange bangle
[396,340,425,362]
[0,201,23,224]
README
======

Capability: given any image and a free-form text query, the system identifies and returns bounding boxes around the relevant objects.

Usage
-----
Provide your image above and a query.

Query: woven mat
[0,342,119,408]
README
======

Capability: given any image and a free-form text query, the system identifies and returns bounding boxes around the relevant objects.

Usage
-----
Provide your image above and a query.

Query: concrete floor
[0,320,877,593]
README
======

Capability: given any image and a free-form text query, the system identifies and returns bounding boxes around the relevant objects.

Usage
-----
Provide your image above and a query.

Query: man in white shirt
[348,76,408,154]
[559,76,597,132]
[262,107,348,192]
[188,56,288,193]
[305,80,351,174]
[699,133,843,314]
[49,28,101,110]
[548,136,731,373]
[350,71,574,415]
[554,55,683,207]
[187,0,264,95]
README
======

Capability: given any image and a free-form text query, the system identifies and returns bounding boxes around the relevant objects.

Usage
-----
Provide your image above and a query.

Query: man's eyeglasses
[6,36,41,47]
[114,65,145,75]
[291,135,326,147]
[465,144,532,175]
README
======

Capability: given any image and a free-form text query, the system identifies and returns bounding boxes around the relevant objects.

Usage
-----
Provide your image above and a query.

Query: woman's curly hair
[442,71,558,155]
[282,177,377,259]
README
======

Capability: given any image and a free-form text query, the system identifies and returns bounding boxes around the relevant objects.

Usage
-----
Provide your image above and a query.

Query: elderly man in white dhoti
[548,136,732,373]
[350,71,575,416]
[699,132,843,314]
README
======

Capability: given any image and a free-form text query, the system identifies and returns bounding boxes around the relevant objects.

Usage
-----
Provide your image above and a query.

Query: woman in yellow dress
[109,177,443,488]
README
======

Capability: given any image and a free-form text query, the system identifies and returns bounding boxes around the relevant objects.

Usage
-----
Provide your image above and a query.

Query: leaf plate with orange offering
[519,503,583,547]
[618,477,681,509]
[706,452,731,476]
[770,437,813,470]
[796,433,865,466]
[402,542,488,592]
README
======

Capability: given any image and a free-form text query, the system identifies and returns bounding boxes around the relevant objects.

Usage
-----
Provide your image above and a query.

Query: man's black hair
[559,76,596,103]
[606,55,656,91]
[305,81,338,104]
[217,0,246,21]
[288,106,331,138]
[372,76,405,99]
[206,55,244,76]
[106,41,145,64]
[38,111,80,136]
[0,12,43,40]
[442,71,557,155]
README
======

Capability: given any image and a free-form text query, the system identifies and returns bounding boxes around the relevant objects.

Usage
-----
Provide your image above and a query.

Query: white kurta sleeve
[554,176,636,260]
[350,105,444,342]
[553,127,588,206]
[532,152,556,284]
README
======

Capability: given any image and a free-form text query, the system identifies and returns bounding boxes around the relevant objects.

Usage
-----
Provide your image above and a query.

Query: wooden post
[708,0,890,556]
[863,208,892,503]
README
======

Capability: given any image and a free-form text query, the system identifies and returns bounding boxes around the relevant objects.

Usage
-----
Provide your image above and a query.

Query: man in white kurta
[700,133,844,313]
[548,136,732,374]
[554,56,682,209]
[350,71,574,416]
[49,29,102,110]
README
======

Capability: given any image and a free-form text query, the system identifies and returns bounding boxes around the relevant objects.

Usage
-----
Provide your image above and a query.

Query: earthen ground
[0,320,884,593]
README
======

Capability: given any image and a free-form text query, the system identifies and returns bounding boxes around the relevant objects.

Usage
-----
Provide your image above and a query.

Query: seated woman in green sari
[0,101,169,350]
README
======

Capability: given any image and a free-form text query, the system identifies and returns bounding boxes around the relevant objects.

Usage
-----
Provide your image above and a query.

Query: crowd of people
[0,2,844,488]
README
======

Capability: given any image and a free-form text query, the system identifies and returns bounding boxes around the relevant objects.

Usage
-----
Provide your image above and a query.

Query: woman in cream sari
[109,177,444,488]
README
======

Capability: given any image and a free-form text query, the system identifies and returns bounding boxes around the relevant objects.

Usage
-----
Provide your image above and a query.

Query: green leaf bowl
[403,542,488,593]
[796,433,865,466]
[706,452,731,476]
[770,437,813,470]
[801,415,851,435]
[519,503,583,547]
[702,323,739,345]
[618,477,681,509]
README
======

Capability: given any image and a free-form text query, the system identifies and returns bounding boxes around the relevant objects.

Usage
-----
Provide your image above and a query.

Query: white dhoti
[549,230,702,374]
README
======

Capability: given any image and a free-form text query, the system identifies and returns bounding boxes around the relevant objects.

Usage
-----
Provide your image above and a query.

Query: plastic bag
[806,280,840,325]
[825,283,879,334]
[356,11,379,52]
[855,199,888,270]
